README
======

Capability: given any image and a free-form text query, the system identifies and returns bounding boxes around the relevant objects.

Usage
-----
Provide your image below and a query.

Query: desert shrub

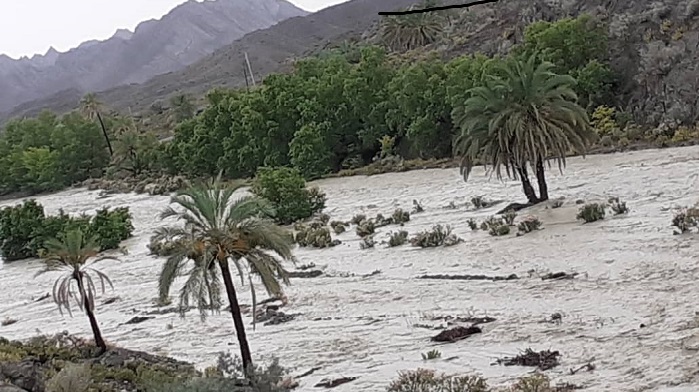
[387,368,489,392]
[471,196,490,209]
[360,236,376,250]
[591,105,620,137]
[295,225,339,248]
[466,219,478,231]
[517,216,542,235]
[392,209,411,225]
[317,213,331,225]
[356,220,376,237]
[251,167,326,225]
[46,363,91,392]
[375,213,394,227]
[388,230,409,247]
[330,221,348,235]
[502,210,517,226]
[510,373,557,392]
[672,207,699,234]
[481,216,510,236]
[421,349,441,360]
[412,200,425,213]
[551,199,564,209]
[351,214,367,225]
[608,197,629,215]
[410,225,462,248]
[0,200,133,262]
[576,203,606,223]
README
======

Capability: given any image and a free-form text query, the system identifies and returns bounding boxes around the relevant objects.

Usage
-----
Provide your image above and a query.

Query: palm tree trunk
[75,275,107,353]
[96,112,113,157]
[516,164,539,204]
[535,158,549,202]
[218,258,253,373]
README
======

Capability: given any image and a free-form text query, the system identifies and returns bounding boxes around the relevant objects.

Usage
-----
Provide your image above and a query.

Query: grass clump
[356,220,376,237]
[481,217,510,236]
[360,236,376,250]
[387,369,488,392]
[502,210,517,226]
[576,203,606,223]
[410,225,463,248]
[517,216,542,236]
[471,196,491,209]
[421,349,441,360]
[387,230,409,247]
[392,208,411,225]
[466,218,478,231]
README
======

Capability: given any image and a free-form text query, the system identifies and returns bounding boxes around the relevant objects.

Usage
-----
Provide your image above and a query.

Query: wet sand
[1,145,698,391]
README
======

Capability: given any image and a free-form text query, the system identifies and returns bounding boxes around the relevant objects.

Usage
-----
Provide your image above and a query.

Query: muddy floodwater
[1,146,699,391]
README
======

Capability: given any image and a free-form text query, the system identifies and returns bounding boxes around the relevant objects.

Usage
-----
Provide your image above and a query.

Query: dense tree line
[0,15,615,195]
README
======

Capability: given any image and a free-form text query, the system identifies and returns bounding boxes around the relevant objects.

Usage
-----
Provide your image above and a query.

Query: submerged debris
[431,326,482,342]
[541,272,579,281]
[288,270,324,278]
[314,376,357,388]
[418,274,518,281]
[496,348,561,371]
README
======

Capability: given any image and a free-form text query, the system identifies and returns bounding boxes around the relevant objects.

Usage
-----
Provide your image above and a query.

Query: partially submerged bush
[410,225,463,248]
[387,369,488,392]
[471,196,490,209]
[517,216,542,235]
[466,219,478,231]
[412,200,425,214]
[481,216,510,236]
[502,210,517,226]
[360,236,376,250]
[295,225,339,248]
[608,197,629,215]
[356,220,376,237]
[330,221,349,235]
[351,214,367,225]
[576,203,606,223]
[375,213,394,228]
[387,230,409,247]
[421,349,441,360]
[672,207,699,234]
[0,200,134,262]
[392,209,411,225]
[251,167,326,225]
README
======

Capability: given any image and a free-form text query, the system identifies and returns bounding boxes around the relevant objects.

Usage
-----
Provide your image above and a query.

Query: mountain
[0,0,307,115]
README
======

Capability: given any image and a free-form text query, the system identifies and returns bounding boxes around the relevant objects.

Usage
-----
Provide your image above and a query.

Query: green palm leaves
[381,1,446,52]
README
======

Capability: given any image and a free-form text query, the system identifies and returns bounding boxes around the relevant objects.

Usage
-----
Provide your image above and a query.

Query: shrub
[251,167,326,225]
[0,200,134,262]
[502,210,517,226]
[481,216,510,236]
[387,230,409,247]
[412,200,425,214]
[471,196,490,209]
[577,203,606,223]
[608,197,629,215]
[46,363,91,392]
[410,225,463,248]
[517,216,542,235]
[360,236,376,250]
[356,220,376,237]
[375,213,394,228]
[387,369,488,392]
[466,219,478,231]
[392,209,411,225]
[295,225,339,248]
[350,214,367,225]
[672,207,699,234]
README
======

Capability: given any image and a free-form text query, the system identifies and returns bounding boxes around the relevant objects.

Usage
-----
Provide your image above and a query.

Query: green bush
[0,200,134,262]
[410,225,463,248]
[251,167,326,225]
[387,230,409,247]
[576,203,606,223]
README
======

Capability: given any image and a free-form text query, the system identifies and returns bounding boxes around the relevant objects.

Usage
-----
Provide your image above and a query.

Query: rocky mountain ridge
[0,0,307,115]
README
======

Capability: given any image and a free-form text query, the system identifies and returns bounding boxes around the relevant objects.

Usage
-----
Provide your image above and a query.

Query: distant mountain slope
[1,0,418,121]
[0,0,307,114]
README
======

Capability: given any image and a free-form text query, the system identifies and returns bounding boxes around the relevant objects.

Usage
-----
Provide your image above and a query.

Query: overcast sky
[0,0,346,59]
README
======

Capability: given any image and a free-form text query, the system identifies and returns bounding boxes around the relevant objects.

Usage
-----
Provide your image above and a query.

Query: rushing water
[1,146,699,391]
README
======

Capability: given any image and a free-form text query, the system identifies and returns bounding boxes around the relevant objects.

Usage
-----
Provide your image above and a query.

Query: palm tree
[35,229,117,353]
[381,1,446,52]
[80,93,114,157]
[453,53,595,204]
[153,177,295,373]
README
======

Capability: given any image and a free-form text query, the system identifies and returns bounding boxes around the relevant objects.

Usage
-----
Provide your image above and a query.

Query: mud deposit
[1,146,699,391]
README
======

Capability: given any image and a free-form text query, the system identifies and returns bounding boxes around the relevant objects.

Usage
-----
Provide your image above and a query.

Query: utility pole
[244,52,256,86]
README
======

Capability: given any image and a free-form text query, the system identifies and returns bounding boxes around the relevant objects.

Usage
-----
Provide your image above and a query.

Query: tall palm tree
[35,229,117,353]
[153,177,295,373]
[453,53,595,203]
[381,1,446,52]
[80,93,114,157]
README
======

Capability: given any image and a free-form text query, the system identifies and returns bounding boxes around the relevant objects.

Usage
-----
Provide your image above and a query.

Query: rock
[122,316,154,325]
[431,326,482,342]
[0,361,44,392]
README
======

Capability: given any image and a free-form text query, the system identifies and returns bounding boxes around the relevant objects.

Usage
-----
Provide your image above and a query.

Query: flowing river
[1,146,699,391]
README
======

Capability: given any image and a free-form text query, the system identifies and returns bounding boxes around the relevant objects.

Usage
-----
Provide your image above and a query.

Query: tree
[170,94,196,123]
[381,0,446,52]
[153,178,295,373]
[453,53,595,204]
[79,93,113,157]
[35,229,116,353]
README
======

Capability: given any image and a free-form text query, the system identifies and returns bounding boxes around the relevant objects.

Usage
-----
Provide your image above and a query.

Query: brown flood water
[1,146,699,391]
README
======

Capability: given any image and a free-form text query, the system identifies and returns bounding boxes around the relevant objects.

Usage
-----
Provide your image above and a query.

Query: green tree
[112,129,159,176]
[51,112,111,184]
[452,53,595,203]
[251,167,326,225]
[35,229,117,353]
[289,122,332,180]
[153,179,295,373]
[79,93,114,157]
[21,147,62,193]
